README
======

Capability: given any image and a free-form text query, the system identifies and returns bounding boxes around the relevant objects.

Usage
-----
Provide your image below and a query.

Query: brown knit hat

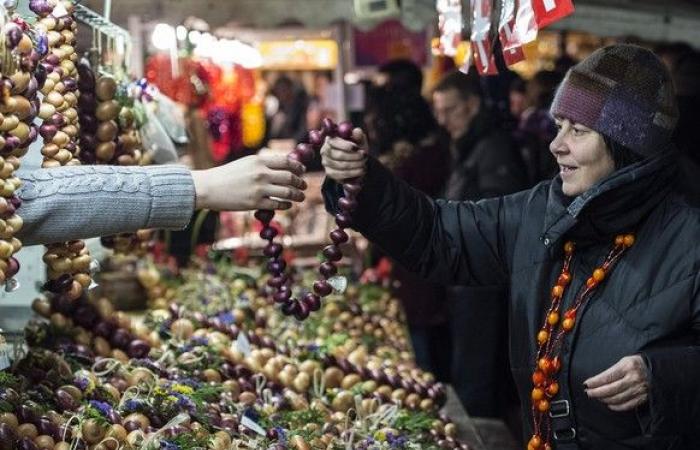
[550,44,679,157]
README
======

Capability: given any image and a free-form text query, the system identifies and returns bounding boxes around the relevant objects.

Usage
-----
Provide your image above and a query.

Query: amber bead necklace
[528,233,636,450]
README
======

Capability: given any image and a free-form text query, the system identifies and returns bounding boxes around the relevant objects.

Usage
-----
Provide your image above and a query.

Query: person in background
[514,70,564,185]
[508,75,527,126]
[266,75,309,143]
[375,58,424,97]
[431,70,527,417]
[363,85,452,379]
[670,49,700,205]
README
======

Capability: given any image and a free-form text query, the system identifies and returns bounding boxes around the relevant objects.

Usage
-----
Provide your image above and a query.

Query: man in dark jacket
[432,70,527,417]
[322,45,699,449]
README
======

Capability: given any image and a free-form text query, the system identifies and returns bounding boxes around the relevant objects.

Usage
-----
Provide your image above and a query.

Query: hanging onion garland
[32,0,95,300]
[0,7,44,288]
[256,118,360,321]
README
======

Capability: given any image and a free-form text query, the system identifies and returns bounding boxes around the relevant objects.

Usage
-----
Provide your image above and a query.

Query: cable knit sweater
[16,165,195,245]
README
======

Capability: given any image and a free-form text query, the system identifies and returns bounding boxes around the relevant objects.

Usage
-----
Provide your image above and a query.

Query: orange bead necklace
[527,233,636,450]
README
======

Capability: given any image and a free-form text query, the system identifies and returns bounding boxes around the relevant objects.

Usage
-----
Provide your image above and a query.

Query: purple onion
[29,0,53,15]
[37,416,58,440]
[16,438,37,450]
[335,213,352,228]
[124,421,141,432]
[338,196,358,212]
[3,135,20,151]
[9,195,22,208]
[63,77,78,92]
[294,301,310,321]
[109,328,132,349]
[5,24,22,49]
[39,123,57,141]
[267,258,286,274]
[263,242,283,258]
[303,292,322,311]
[6,257,19,277]
[259,226,277,240]
[127,339,151,359]
[281,299,299,316]
[79,132,97,151]
[49,113,65,127]
[93,320,115,338]
[322,245,343,262]
[319,262,337,278]
[254,209,274,223]
[322,118,337,135]
[267,275,288,289]
[313,280,332,297]
[330,229,349,244]
[111,406,135,423]
[308,129,324,148]
[78,92,96,111]
[273,289,292,304]
[44,53,60,66]
[294,142,315,164]
[16,403,39,425]
[337,121,354,140]
[55,388,78,412]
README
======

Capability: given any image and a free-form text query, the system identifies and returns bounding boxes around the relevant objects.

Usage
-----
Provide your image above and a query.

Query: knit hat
[550,44,678,157]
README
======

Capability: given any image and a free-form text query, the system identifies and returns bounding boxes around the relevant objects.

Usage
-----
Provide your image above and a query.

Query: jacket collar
[542,150,677,247]
[452,109,495,160]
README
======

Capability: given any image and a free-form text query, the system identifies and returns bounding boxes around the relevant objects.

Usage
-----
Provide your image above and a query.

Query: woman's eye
[572,127,587,136]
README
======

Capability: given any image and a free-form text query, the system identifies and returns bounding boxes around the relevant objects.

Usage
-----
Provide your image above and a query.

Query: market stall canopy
[83,0,700,46]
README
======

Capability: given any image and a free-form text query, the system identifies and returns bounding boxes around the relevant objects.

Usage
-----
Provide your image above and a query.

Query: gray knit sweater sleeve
[16,164,195,246]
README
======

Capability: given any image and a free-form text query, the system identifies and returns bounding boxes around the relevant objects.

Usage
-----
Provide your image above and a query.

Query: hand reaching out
[191,154,307,211]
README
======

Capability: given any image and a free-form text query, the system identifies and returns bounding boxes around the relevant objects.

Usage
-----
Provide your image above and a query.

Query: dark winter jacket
[443,109,527,201]
[323,150,700,449]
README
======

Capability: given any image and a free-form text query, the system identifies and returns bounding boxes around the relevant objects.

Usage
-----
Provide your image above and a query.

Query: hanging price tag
[235,332,252,357]
[241,415,266,436]
[499,0,526,66]
[471,0,498,75]
[327,276,347,294]
[511,0,539,50]
[532,0,575,29]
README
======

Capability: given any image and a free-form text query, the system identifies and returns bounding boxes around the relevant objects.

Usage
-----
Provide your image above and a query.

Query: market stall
[0,2,501,449]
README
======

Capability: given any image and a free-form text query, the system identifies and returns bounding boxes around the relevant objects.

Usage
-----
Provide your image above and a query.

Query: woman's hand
[191,154,307,211]
[320,128,368,183]
[584,355,650,411]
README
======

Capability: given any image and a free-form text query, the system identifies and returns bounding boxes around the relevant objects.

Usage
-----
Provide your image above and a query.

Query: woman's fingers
[257,198,292,210]
[324,168,366,181]
[263,185,306,202]
[260,153,306,175]
[266,169,308,190]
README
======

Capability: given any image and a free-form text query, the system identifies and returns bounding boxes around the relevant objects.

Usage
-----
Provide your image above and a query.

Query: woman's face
[550,118,615,196]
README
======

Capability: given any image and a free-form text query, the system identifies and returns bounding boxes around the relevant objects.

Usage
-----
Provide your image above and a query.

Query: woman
[321,44,699,449]
[17,154,306,245]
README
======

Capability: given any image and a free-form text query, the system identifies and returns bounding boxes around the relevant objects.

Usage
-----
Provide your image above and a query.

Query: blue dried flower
[217,311,235,326]
[123,399,144,412]
[89,400,112,416]
[160,441,180,450]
